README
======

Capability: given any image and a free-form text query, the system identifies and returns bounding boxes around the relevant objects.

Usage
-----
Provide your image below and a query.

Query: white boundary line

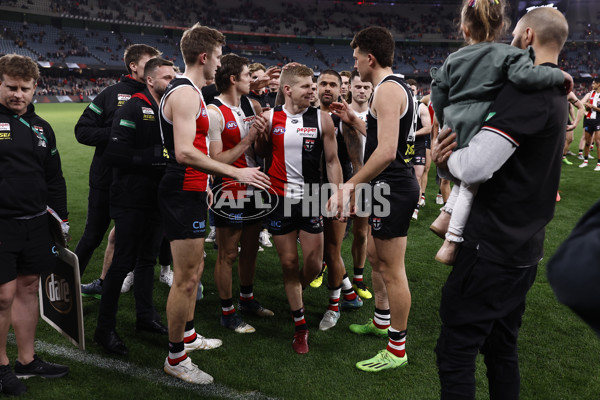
[8,335,277,400]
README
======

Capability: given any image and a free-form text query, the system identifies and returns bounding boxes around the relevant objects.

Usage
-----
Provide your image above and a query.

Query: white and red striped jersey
[209,96,257,198]
[267,105,322,198]
[586,91,600,119]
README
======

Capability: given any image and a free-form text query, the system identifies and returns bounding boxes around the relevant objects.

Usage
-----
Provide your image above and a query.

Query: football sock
[373,308,391,330]
[221,298,235,316]
[292,308,307,332]
[387,327,407,358]
[327,285,341,312]
[353,268,364,283]
[183,320,197,343]
[167,341,187,366]
[341,274,357,301]
[240,285,254,302]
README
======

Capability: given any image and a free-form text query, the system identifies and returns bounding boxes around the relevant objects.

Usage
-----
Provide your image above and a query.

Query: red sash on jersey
[182,100,209,192]
[587,91,598,119]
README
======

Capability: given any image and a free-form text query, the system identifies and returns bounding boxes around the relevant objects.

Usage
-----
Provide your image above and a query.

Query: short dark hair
[350,26,394,68]
[144,57,174,79]
[180,23,226,66]
[123,44,161,74]
[0,54,39,82]
[406,79,417,87]
[214,53,249,93]
[318,69,342,86]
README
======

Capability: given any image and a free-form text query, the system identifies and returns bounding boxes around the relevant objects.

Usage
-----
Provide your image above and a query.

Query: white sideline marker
[8,335,277,400]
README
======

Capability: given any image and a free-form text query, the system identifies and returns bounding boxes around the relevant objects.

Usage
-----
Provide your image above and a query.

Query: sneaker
[594,164,600,171]
[435,193,443,205]
[259,230,272,247]
[203,251,206,258]
[356,349,408,372]
[309,264,327,288]
[349,319,388,337]
[196,281,204,301]
[238,298,274,317]
[411,208,418,221]
[121,271,134,293]
[0,365,26,395]
[352,281,373,299]
[292,330,309,354]
[589,154,595,160]
[14,355,69,379]
[184,334,222,352]
[220,313,255,333]
[258,246,264,252]
[418,196,425,207]
[578,154,584,160]
[566,150,576,156]
[562,157,573,166]
[163,357,213,385]
[205,228,216,243]
[319,310,340,331]
[81,278,102,299]
[579,161,589,168]
[159,267,173,287]
[341,296,363,311]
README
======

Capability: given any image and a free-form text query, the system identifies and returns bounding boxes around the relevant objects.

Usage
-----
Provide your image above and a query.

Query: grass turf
[16,102,600,399]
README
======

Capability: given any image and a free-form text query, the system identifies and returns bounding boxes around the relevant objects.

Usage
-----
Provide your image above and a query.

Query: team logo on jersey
[297,127,318,138]
[371,217,382,231]
[273,127,286,135]
[33,126,47,147]
[226,121,238,130]
[303,138,315,152]
[117,94,131,102]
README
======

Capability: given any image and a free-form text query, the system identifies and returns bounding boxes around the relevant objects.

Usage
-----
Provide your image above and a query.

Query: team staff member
[75,44,161,295]
[0,54,69,396]
[94,58,176,355]
[207,54,274,334]
[328,26,419,371]
[255,64,343,354]
[433,7,569,398]
[159,24,270,385]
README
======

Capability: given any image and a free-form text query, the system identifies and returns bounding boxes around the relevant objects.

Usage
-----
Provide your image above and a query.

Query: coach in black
[74,44,160,291]
[94,58,176,355]
[433,8,570,400]
[0,54,69,395]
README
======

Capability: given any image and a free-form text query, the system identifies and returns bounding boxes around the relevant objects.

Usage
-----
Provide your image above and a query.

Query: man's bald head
[517,7,568,52]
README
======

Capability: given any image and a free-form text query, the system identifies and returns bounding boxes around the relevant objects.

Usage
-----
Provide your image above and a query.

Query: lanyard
[13,114,48,145]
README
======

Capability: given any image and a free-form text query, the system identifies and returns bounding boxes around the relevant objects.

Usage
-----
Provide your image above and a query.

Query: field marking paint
[8,334,277,400]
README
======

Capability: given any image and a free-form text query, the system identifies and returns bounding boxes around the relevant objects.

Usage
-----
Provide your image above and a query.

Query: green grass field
[15,102,600,399]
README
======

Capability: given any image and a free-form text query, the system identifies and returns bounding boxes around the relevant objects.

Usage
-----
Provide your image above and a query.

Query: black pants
[75,186,111,276]
[435,246,537,400]
[96,205,162,333]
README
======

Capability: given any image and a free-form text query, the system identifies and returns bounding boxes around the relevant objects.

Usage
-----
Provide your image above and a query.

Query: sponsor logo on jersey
[291,119,298,124]
[297,127,318,137]
[118,94,131,102]
[303,138,315,152]
[0,132,11,140]
[226,121,238,130]
[141,107,154,115]
[273,127,286,135]
[0,123,10,131]
[243,116,255,124]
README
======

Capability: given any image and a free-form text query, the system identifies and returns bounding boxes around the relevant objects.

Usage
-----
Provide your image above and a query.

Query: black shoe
[0,364,26,395]
[136,319,168,335]
[94,329,129,356]
[14,355,68,379]
[81,278,103,299]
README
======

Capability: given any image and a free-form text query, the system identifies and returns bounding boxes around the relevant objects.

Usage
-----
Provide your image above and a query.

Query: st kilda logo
[303,139,315,152]
[45,274,72,314]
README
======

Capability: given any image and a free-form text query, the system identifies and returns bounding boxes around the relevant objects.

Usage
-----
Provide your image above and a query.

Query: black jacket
[74,75,145,190]
[103,88,166,209]
[0,103,67,219]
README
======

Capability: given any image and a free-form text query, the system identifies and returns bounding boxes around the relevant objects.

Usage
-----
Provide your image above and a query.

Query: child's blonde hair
[460,0,509,43]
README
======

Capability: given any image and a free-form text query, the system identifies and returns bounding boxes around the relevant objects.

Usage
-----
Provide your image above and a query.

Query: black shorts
[425,135,431,150]
[368,178,419,238]
[158,183,208,241]
[583,118,600,133]
[213,193,264,228]
[0,214,55,284]
[414,137,427,166]
[267,196,324,236]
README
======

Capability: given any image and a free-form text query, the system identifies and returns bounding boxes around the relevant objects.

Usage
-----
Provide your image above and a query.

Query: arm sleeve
[447,129,517,185]
[44,124,68,220]
[103,105,165,168]
[430,65,450,126]
[74,90,111,147]
[506,47,564,90]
